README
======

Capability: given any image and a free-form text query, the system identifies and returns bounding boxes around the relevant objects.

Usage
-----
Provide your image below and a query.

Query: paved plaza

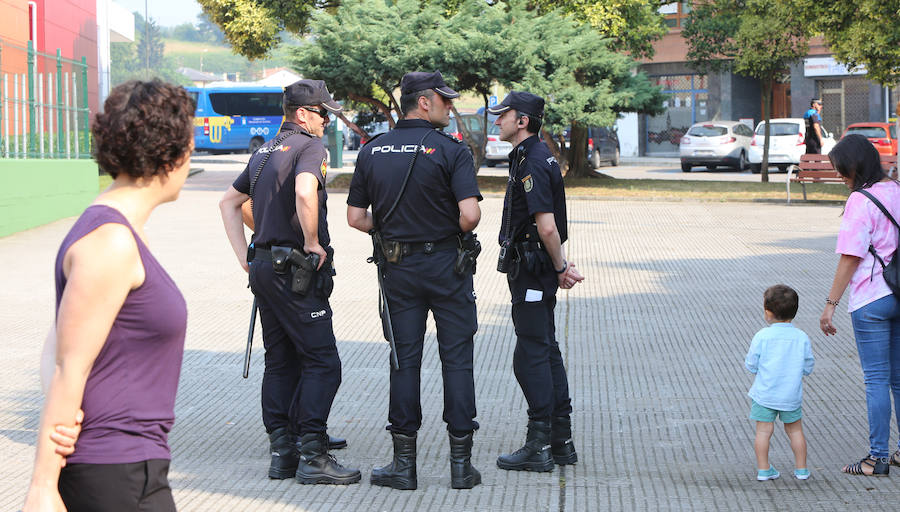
[2,165,900,511]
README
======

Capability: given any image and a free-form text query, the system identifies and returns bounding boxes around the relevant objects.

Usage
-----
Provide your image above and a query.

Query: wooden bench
[787,153,898,203]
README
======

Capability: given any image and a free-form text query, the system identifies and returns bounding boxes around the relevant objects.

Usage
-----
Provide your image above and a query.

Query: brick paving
[2,166,899,511]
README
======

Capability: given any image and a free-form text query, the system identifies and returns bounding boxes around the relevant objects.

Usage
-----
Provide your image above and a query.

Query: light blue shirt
[745,323,814,411]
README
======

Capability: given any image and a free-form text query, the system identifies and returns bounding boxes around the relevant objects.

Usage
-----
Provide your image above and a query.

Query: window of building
[660,2,691,29]
[645,74,709,155]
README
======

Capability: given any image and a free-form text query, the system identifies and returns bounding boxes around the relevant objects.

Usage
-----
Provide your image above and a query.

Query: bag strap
[377,129,433,229]
[249,130,301,204]
[858,189,900,231]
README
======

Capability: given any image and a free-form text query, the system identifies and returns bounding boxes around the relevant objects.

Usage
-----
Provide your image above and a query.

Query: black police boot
[327,434,347,450]
[550,416,578,465]
[496,420,554,472]
[449,432,482,489]
[371,432,417,490]
[268,427,300,479]
[294,433,361,485]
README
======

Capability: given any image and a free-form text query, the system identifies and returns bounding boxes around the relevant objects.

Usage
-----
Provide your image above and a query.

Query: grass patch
[327,173,849,202]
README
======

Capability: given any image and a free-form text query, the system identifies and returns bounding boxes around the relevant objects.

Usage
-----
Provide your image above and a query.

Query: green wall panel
[0,160,98,237]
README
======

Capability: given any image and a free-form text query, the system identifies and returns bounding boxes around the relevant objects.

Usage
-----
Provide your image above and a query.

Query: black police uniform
[501,134,572,425]
[347,119,482,436]
[805,108,823,154]
[232,121,341,439]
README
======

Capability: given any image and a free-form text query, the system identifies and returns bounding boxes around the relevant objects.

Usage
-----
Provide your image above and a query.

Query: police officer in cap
[347,71,483,490]
[220,79,360,485]
[489,91,584,472]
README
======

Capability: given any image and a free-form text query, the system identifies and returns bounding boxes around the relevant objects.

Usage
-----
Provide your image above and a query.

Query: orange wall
[0,0,29,74]
[644,28,833,65]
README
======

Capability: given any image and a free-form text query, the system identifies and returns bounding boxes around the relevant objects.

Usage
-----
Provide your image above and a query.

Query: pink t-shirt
[835,180,900,312]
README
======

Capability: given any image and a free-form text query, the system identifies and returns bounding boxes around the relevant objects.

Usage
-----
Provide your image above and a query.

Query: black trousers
[805,139,821,155]
[250,260,342,436]
[59,459,175,512]
[381,249,478,435]
[508,264,573,422]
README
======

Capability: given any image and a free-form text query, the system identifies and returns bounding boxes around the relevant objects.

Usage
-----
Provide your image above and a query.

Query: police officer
[219,79,360,485]
[346,71,483,490]
[804,98,824,154]
[489,91,585,472]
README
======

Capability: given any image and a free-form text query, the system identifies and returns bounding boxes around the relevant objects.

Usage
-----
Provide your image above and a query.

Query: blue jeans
[850,294,900,458]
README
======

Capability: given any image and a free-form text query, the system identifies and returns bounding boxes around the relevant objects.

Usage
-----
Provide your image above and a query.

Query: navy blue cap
[284,79,342,113]
[400,71,459,99]
[488,91,544,119]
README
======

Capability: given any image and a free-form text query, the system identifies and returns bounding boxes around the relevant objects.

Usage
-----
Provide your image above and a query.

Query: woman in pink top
[820,134,900,476]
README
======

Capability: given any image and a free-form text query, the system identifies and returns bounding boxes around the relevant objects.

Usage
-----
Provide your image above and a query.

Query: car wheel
[611,147,620,166]
[248,137,264,154]
[486,160,497,167]
[735,151,747,171]
[681,162,691,172]
[750,164,761,174]
[591,149,601,169]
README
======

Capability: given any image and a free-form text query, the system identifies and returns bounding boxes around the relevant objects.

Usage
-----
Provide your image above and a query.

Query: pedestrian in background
[347,71,483,490]
[220,80,360,485]
[24,79,194,512]
[745,285,814,481]
[820,134,900,476]
[804,98,824,154]
[490,91,584,473]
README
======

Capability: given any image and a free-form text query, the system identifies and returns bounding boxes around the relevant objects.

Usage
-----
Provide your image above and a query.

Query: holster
[455,232,481,275]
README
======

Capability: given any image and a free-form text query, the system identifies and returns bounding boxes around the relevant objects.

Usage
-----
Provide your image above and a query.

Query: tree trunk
[760,78,772,183]
[564,124,592,179]
[347,93,393,138]
[450,105,485,168]
[336,111,364,141]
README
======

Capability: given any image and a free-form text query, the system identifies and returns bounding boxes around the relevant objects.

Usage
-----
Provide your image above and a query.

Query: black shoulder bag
[858,189,900,296]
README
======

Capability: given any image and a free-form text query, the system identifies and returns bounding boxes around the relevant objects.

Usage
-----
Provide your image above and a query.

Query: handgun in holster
[455,232,481,275]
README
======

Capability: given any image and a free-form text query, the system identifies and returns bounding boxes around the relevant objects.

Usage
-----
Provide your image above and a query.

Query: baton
[243,297,257,378]
[377,269,401,371]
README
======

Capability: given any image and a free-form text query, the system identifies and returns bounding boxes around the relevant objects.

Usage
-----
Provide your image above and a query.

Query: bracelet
[555,260,568,274]
[825,298,840,306]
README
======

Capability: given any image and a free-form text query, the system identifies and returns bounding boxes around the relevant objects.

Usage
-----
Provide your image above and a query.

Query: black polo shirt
[347,119,482,242]
[500,134,567,244]
[233,122,330,248]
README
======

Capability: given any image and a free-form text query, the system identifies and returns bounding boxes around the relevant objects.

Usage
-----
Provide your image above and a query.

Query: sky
[115,0,203,28]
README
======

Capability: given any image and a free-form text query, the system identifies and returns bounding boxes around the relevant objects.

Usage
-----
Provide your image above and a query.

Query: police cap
[400,71,460,99]
[284,79,343,113]
[488,91,544,119]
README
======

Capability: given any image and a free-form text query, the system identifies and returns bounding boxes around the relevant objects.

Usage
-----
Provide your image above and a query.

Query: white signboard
[804,56,866,77]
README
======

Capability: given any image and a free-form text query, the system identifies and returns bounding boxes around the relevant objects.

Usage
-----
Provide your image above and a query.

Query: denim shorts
[749,400,802,423]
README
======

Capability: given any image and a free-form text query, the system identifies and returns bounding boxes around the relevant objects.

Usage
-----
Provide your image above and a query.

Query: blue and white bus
[186,86,285,153]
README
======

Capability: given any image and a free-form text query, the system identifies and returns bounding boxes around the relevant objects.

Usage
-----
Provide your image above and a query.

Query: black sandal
[891,450,900,468]
[843,455,889,476]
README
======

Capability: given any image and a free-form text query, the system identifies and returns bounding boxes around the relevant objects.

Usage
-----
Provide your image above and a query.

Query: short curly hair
[92,80,195,178]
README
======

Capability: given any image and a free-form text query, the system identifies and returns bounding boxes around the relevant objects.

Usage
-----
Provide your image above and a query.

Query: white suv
[748,118,836,173]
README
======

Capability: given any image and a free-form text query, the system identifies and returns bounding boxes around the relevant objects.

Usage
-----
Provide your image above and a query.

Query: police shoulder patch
[522,174,533,192]
[437,129,463,143]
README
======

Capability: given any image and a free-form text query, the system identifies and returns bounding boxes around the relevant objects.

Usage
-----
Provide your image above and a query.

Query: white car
[485,123,512,166]
[748,118,836,173]
[679,121,754,172]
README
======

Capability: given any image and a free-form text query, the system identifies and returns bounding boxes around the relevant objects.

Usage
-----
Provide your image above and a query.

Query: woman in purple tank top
[24,80,195,512]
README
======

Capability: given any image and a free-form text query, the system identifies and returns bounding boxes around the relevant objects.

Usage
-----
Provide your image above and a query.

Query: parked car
[444,114,486,148]
[588,126,620,168]
[485,123,511,166]
[747,118,836,173]
[346,112,394,150]
[679,121,753,172]
[842,122,897,156]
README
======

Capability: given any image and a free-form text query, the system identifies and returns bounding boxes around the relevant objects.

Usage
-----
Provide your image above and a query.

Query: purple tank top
[54,205,187,464]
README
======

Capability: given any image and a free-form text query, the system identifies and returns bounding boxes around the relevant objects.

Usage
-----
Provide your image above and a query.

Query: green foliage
[196,0,331,59]
[528,0,667,58]
[810,0,900,86]
[135,17,166,69]
[110,18,190,87]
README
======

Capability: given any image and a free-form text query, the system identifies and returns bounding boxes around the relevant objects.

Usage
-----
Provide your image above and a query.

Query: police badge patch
[522,174,533,192]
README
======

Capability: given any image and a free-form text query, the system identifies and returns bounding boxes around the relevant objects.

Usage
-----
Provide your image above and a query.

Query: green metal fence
[0,39,90,159]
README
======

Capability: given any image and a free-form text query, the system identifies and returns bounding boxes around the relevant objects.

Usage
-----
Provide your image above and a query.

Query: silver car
[679,121,754,172]
[485,123,512,166]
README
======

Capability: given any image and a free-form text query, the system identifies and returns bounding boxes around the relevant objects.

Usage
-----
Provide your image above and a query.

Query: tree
[135,17,166,70]
[810,0,900,86]
[196,0,337,59]
[682,0,812,182]
[196,13,226,44]
[529,0,668,59]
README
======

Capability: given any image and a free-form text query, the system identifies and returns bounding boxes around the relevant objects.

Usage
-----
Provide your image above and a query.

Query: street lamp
[201,48,208,73]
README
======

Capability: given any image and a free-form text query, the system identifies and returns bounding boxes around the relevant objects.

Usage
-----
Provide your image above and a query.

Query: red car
[842,122,898,156]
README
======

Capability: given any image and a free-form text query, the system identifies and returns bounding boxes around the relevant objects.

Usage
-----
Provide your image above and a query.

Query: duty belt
[386,236,459,256]
[253,246,334,269]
